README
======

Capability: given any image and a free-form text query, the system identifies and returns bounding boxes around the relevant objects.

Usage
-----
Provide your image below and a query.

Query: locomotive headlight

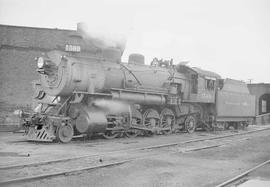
[37,57,45,69]
[36,56,56,75]
[14,109,23,117]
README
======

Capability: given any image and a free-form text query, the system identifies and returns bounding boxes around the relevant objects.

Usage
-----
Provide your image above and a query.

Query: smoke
[92,99,130,114]
[77,22,127,52]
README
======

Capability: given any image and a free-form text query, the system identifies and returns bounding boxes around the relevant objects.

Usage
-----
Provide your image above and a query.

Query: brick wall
[248,84,270,116]
[0,25,84,114]
[0,25,75,50]
[0,49,42,108]
[0,24,117,126]
[0,24,124,128]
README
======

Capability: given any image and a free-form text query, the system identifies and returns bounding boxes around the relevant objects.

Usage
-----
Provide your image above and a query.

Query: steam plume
[93,99,130,114]
[77,22,126,52]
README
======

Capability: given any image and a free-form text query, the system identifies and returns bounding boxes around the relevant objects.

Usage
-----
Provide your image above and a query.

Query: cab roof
[191,67,221,79]
[176,64,221,79]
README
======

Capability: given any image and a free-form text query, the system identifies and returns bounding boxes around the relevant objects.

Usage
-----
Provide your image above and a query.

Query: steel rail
[0,159,132,185]
[215,159,270,187]
[1,126,269,171]
[141,126,270,150]
[0,127,269,185]
[0,143,234,185]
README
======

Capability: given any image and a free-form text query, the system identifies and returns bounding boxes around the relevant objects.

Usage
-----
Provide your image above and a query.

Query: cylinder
[75,107,107,134]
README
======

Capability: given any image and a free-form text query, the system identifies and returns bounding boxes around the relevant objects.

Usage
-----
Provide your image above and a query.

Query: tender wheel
[159,108,175,135]
[143,108,160,134]
[185,116,197,133]
[224,122,229,130]
[216,122,226,130]
[243,121,249,128]
[56,123,74,143]
[233,122,239,130]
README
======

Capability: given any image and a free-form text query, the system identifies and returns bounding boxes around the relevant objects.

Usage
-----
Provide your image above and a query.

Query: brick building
[0,25,74,112]
[0,24,99,114]
[248,83,270,116]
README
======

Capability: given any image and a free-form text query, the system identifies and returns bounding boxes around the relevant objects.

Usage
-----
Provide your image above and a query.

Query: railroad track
[216,159,270,187]
[1,126,270,186]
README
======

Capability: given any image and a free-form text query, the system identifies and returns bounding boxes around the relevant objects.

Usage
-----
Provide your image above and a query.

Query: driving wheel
[185,116,197,133]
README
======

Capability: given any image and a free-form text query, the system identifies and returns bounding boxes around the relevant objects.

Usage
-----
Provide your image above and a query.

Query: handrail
[120,64,142,86]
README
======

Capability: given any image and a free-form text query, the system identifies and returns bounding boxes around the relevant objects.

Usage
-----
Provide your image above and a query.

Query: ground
[0,125,270,187]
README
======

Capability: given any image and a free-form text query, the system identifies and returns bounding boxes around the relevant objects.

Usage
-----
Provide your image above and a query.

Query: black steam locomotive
[18,25,255,143]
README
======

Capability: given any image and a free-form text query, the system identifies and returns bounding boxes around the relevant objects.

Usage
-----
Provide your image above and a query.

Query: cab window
[206,79,215,90]
[191,74,198,93]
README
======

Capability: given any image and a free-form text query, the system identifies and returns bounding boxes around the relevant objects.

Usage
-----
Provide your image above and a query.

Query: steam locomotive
[18,25,256,143]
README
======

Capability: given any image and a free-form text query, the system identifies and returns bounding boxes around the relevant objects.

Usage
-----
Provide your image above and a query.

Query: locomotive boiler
[18,24,256,142]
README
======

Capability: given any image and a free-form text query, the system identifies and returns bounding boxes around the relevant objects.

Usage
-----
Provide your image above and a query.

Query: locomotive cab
[189,67,220,103]
[177,64,221,103]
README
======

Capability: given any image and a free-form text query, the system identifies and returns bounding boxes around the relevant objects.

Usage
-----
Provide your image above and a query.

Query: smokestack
[77,22,89,39]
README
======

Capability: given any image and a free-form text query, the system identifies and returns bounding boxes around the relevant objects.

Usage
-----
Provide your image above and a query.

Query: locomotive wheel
[185,116,197,133]
[233,122,239,130]
[216,122,225,130]
[143,109,160,135]
[125,129,139,138]
[243,121,249,128]
[224,122,229,130]
[56,123,74,143]
[159,108,175,135]
[125,116,142,138]
[102,131,121,139]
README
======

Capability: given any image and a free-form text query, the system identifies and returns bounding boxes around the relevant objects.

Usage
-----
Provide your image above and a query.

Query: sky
[0,0,269,83]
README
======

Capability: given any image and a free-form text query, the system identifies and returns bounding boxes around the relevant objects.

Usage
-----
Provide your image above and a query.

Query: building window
[262,100,267,113]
